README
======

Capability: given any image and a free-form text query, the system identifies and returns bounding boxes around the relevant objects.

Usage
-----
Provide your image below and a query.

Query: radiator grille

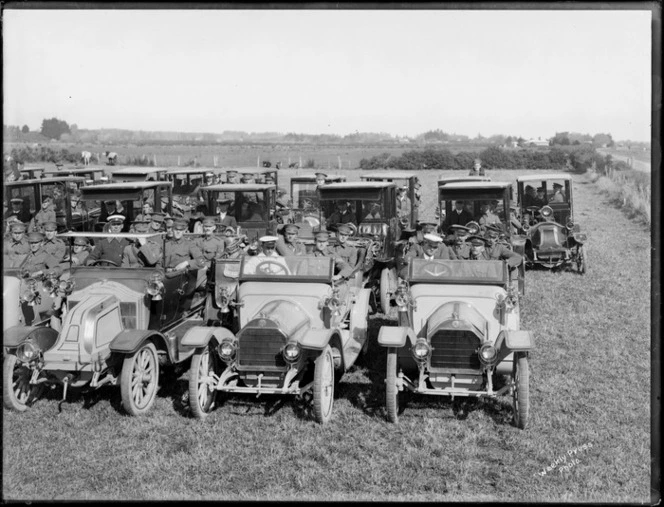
[429,330,481,370]
[237,328,287,371]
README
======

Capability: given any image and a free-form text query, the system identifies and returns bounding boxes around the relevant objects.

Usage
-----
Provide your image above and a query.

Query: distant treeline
[359,145,613,172]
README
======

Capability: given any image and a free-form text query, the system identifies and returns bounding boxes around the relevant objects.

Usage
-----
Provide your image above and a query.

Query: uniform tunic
[29,209,56,232]
[164,237,205,269]
[312,248,354,279]
[196,235,226,261]
[471,244,523,268]
[121,240,163,268]
[42,237,67,261]
[331,242,358,267]
[4,238,30,266]
[20,248,63,277]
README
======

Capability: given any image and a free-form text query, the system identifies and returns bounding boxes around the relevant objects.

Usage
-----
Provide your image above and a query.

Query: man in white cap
[86,215,130,266]
[257,235,281,258]
[399,232,456,278]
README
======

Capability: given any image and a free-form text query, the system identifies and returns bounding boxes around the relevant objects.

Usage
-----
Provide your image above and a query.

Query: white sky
[2,8,653,142]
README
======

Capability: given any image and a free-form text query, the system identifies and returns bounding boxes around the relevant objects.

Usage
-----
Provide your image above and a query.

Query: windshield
[439,192,510,233]
[240,256,333,281]
[408,259,506,284]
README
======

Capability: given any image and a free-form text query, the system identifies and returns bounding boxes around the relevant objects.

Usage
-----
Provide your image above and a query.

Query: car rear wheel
[577,245,587,274]
[385,348,401,423]
[120,342,160,416]
[188,344,219,419]
[313,345,335,424]
[3,354,43,412]
[512,353,530,429]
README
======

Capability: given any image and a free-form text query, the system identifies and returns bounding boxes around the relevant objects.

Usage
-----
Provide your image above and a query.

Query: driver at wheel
[331,223,358,267]
[85,215,130,266]
[399,233,456,278]
[467,235,523,268]
[326,200,356,230]
[276,224,306,256]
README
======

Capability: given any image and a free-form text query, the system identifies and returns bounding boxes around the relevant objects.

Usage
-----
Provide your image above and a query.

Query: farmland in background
[2,167,652,503]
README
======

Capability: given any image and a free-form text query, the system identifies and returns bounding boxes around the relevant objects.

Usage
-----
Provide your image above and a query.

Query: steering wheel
[302,198,315,209]
[89,259,119,267]
[422,262,451,277]
[526,206,541,214]
[255,260,290,275]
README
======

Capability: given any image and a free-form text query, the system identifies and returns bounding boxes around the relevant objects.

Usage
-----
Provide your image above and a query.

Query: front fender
[300,328,338,351]
[495,330,534,363]
[110,329,164,355]
[181,326,235,348]
[572,232,587,244]
[377,326,417,348]
[4,325,59,351]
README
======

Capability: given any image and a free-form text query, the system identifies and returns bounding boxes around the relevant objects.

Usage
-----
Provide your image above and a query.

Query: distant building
[525,137,549,147]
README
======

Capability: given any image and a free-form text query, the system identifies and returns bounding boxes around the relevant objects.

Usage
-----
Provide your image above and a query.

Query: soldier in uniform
[196,216,226,261]
[522,185,537,207]
[163,215,175,240]
[85,215,130,266]
[551,182,566,203]
[20,232,64,278]
[331,223,358,267]
[122,220,163,268]
[3,221,30,267]
[312,230,354,281]
[445,224,472,259]
[315,172,327,186]
[134,200,154,222]
[532,187,548,207]
[41,221,67,261]
[276,223,306,257]
[466,235,522,269]
[216,197,238,229]
[225,170,239,184]
[164,219,205,271]
[29,195,56,232]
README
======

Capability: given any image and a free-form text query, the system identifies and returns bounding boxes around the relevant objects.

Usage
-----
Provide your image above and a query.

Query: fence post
[178,155,181,166]
[153,154,157,166]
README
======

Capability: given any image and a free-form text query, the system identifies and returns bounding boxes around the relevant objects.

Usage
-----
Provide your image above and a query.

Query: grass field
[2,168,652,502]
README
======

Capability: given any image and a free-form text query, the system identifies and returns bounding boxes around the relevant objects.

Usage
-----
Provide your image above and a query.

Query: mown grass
[2,169,652,502]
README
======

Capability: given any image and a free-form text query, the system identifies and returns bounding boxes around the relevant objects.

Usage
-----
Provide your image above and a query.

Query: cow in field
[262,161,272,168]
[275,161,282,170]
[104,151,118,165]
[288,162,299,168]
[81,151,92,165]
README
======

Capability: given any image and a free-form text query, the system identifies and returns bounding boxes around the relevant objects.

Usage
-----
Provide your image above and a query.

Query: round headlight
[217,339,236,361]
[566,218,574,229]
[16,341,39,363]
[541,206,553,218]
[412,340,431,361]
[282,342,301,363]
[478,343,497,365]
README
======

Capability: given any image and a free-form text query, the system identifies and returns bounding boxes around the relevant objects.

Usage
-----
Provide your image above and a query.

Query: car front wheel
[3,354,43,412]
[512,353,530,429]
[120,342,160,416]
[188,344,220,419]
[385,348,401,423]
[313,345,335,424]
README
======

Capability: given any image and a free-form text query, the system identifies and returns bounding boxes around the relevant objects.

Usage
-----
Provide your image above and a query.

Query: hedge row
[359,145,598,171]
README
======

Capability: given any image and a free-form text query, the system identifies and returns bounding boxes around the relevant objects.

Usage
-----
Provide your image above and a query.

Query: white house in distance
[525,137,549,147]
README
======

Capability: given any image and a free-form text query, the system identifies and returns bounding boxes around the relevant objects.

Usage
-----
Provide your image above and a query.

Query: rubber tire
[578,245,587,274]
[313,345,335,424]
[380,267,391,315]
[3,354,42,412]
[385,348,400,423]
[188,344,220,419]
[120,342,160,416]
[512,353,530,429]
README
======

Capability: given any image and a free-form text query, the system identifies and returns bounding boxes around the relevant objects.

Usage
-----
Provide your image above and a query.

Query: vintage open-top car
[3,231,208,415]
[515,174,586,273]
[378,258,533,428]
[109,166,168,183]
[182,255,371,423]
